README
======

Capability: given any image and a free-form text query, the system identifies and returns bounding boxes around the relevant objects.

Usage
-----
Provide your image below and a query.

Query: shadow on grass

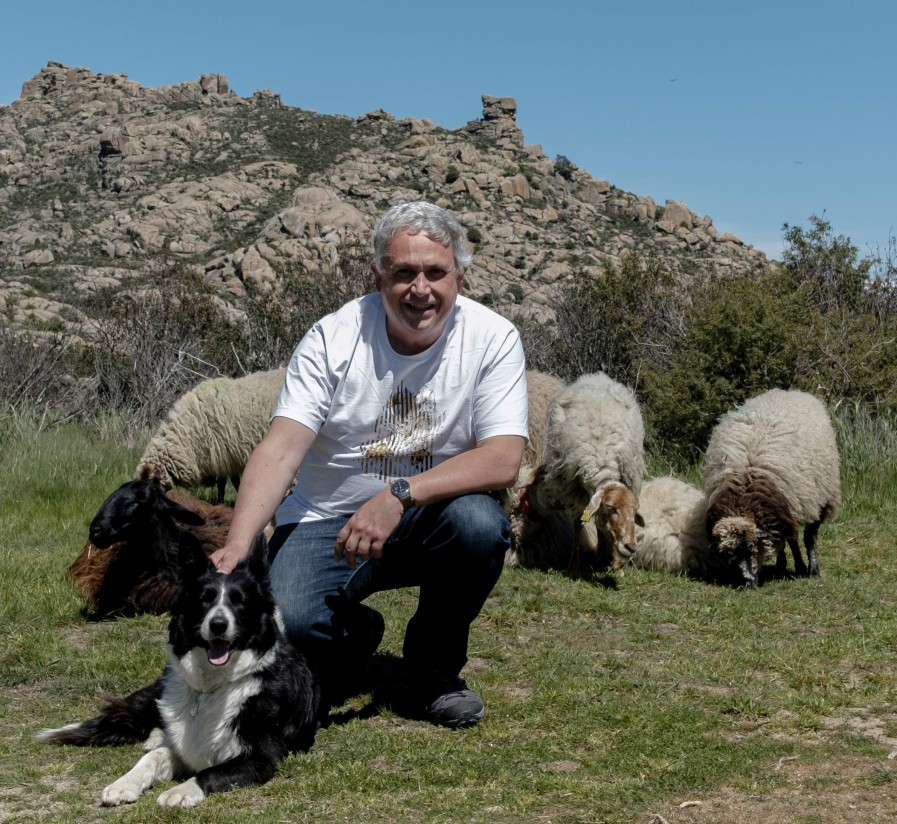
[322,651,429,727]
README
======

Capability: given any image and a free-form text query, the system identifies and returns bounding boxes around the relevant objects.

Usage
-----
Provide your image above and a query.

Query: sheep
[504,463,577,570]
[136,367,286,502]
[502,371,567,568]
[702,388,841,587]
[631,476,709,575]
[68,480,236,617]
[522,370,566,468]
[518,372,645,576]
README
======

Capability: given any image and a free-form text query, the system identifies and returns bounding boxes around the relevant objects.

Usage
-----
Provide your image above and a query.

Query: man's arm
[335,433,525,569]
[210,416,317,573]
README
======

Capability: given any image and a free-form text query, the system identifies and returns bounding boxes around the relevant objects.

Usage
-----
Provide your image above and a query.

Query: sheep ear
[635,512,645,527]
[161,497,206,527]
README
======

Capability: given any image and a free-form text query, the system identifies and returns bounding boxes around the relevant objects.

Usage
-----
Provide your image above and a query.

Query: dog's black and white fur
[37,540,319,808]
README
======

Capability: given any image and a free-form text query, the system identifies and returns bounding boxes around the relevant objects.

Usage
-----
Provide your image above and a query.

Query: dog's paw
[157,778,206,808]
[101,778,141,806]
[142,727,165,752]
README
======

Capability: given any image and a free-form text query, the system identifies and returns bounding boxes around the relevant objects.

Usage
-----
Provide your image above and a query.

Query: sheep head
[709,515,763,587]
[89,480,206,548]
[582,481,643,570]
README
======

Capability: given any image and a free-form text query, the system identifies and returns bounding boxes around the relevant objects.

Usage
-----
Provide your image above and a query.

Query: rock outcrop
[0,61,766,336]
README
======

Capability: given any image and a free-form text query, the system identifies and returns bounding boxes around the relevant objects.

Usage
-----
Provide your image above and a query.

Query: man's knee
[437,494,510,555]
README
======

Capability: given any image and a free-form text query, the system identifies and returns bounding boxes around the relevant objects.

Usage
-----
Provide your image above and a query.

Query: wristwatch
[389,478,415,511]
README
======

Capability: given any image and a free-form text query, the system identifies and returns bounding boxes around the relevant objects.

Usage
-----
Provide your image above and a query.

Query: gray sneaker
[426,689,485,728]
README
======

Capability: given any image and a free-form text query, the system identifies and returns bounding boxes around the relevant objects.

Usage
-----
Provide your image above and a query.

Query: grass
[1,409,897,822]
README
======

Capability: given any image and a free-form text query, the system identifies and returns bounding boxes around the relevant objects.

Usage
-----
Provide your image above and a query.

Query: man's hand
[335,488,403,569]
[209,544,249,575]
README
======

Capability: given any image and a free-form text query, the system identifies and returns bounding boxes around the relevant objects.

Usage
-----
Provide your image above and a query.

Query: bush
[781,215,897,411]
[0,321,92,432]
[641,270,808,461]
[81,261,235,440]
[554,154,577,182]
[231,241,372,373]
[519,253,683,389]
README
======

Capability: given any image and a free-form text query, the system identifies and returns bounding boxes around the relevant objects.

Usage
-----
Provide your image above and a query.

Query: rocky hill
[0,61,766,336]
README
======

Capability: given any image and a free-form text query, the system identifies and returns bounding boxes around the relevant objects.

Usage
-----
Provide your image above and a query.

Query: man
[211,200,527,728]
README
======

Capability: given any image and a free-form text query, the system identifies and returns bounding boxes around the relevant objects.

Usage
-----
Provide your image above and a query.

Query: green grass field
[1,411,896,823]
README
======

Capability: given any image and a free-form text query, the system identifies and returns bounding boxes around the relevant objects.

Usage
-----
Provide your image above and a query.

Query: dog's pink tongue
[208,640,230,666]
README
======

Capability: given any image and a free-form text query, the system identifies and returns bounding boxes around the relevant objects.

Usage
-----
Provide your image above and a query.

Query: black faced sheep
[631,476,709,575]
[69,480,236,617]
[702,388,841,587]
[136,367,286,502]
[519,372,645,576]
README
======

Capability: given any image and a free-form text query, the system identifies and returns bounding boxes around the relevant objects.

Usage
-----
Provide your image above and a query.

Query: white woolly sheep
[136,367,286,501]
[702,388,841,587]
[522,370,566,468]
[503,371,567,568]
[520,372,645,576]
[631,476,709,575]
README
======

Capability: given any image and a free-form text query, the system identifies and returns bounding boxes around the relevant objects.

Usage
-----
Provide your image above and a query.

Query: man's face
[374,230,465,355]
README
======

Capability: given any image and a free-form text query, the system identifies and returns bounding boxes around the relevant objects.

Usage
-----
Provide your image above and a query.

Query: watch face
[391,478,411,497]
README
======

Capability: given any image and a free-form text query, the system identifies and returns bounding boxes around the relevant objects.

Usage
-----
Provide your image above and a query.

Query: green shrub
[505,284,525,304]
[554,154,577,181]
[642,270,808,460]
[520,253,681,389]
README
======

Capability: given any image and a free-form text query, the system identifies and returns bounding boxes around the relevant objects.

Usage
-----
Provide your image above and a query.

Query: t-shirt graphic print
[361,383,444,479]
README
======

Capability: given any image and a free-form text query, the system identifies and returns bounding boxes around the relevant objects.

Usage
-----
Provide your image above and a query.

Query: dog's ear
[235,533,270,580]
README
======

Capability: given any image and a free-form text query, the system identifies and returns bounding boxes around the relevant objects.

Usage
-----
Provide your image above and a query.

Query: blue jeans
[268,493,509,691]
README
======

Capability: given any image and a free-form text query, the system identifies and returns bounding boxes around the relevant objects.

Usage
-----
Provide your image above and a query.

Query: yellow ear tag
[580,508,593,523]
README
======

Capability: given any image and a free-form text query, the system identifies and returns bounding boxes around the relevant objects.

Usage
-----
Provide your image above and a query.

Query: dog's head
[169,536,278,665]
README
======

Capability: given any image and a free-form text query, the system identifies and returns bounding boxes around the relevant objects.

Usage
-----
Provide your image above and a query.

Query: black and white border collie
[37,540,319,808]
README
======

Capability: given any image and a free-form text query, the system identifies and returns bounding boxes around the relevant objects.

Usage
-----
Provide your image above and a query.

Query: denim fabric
[267,493,509,688]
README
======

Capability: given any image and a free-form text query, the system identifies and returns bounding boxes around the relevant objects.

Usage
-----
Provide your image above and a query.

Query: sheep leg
[787,537,809,577]
[775,546,788,576]
[216,479,226,504]
[803,521,821,577]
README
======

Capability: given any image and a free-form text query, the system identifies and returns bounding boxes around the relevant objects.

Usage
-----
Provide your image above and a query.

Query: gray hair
[372,200,472,274]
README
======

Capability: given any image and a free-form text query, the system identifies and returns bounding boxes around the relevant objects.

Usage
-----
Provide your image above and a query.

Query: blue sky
[2,0,894,260]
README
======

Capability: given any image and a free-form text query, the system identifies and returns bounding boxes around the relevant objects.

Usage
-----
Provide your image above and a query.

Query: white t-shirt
[273,293,528,523]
